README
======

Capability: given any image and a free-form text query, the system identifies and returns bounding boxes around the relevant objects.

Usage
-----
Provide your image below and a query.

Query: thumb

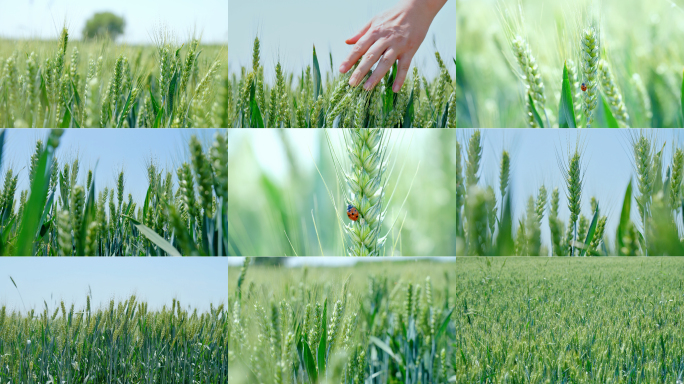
[345,20,372,45]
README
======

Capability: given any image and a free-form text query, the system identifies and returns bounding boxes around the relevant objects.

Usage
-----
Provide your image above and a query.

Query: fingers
[392,53,413,92]
[345,20,372,45]
[339,31,375,74]
[363,50,398,91]
[350,41,390,87]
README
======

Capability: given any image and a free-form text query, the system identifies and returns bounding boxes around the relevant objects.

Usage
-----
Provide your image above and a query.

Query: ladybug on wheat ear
[347,204,359,221]
[581,82,587,92]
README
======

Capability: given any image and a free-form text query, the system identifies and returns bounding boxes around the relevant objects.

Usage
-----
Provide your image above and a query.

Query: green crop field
[228,258,457,383]
[229,37,455,128]
[0,129,227,256]
[456,0,684,128]
[452,257,684,383]
[0,295,227,383]
[0,28,228,128]
[456,129,684,256]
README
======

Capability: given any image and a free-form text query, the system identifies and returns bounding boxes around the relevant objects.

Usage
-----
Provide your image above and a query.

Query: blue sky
[1,129,223,205]
[0,258,227,315]
[0,0,228,44]
[229,0,456,80]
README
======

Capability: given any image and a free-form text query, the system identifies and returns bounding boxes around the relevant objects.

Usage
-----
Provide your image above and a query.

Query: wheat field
[229,37,456,128]
[0,28,228,128]
[228,258,457,384]
[452,257,684,383]
[456,129,684,256]
[0,129,227,256]
[0,295,227,382]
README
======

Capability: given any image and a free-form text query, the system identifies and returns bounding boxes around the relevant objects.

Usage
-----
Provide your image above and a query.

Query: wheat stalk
[510,35,548,126]
[599,59,629,126]
[466,130,482,188]
[344,128,389,256]
[0,129,227,255]
[633,133,654,230]
[548,187,564,256]
[560,145,583,255]
[581,27,599,127]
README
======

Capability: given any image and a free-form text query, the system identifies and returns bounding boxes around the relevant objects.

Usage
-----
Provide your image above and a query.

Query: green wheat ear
[561,143,583,256]
[598,59,629,127]
[344,128,388,256]
[581,26,599,127]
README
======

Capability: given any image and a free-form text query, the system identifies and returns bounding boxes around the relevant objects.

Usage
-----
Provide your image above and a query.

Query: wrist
[400,0,446,19]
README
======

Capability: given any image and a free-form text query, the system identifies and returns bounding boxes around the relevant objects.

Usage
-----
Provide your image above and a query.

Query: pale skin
[339,0,448,92]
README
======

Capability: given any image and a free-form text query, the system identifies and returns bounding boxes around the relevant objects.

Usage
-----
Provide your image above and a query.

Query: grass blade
[39,70,50,119]
[617,180,633,256]
[76,167,97,256]
[495,188,514,255]
[142,185,151,224]
[440,97,449,128]
[558,62,577,128]
[116,89,134,128]
[318,298,327,375]
[402,89,414,128]
[59,105,71,128]
[249,80,264,128]
[167,66,179,120]
[301,340,318,384]
[14,141,52,255]
[599,93,619,128]
[124,215,182,256]
[0,216,15,254]
[528,93,544,128]
[313,45,322,101]
[37,189,55,240]
[580,203,599,256]
[435,305,455,343]
[149,85,161,116]
[70,79,82,108]
[369,336,402,365]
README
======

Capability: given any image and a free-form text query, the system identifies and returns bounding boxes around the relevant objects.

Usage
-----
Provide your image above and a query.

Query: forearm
[399,0,447,20]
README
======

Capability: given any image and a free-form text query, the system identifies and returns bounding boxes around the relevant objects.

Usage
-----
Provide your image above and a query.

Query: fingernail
[339,64,346,72]
[349,76,357,87]
[393,83,399,92]
[363,80,373,90]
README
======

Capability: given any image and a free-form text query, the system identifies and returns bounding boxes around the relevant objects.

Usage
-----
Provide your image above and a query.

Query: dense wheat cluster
[0,28,228,128]
[454,257,684,383]
[0,129,227,256]
[228,259,457,384]
[229,37,456,128]
[0,296,227,383]
[457,130,684,256]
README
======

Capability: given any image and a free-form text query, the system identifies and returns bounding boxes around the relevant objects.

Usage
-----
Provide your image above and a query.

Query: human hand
[339,0,447,93]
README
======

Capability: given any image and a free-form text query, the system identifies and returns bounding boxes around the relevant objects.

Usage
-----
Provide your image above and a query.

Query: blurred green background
[456,0,684,127]
[228,258,456,297]
[228,129,456,256]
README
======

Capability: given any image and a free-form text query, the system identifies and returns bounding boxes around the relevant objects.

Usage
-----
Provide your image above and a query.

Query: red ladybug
[347,204,359,221]
[581,83,587,92]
